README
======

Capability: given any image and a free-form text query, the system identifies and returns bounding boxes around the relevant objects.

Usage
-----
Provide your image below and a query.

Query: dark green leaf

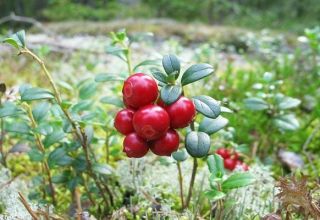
[0,102,23,118]
[181,63,214,86]
[32,102,50,122]
[94,73,124,82]
[21,87,54,101]
[185,131,210,158]
[43,131,65,148]
[133,59,160,72]
[193,95,221,119]
[52,172,70,184]
[162,54,180,77]
[172,149,188,161]
[28,148,44,162]
[6,121,30,134]
[160,85,182,105]
[100,96,123,107]
[207,154,225,178]
[222,173,255,191]
[244,97,269,110]
[204,189,225,202]
[199,116,228,135]
[48,147,73,167]
[152,71,167,83]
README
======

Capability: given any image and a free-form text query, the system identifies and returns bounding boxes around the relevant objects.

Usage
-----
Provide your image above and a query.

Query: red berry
[123,133,149,158]
[224,158,237,171]
[133,105,170,141]
[216,148,230,159]
[242,163,249,171]
[122,73,158,108]
[150,129,180,156]
[114,109,135,135]
[162,96,196,129]
[231,152,239,161]
[123,96,136,110]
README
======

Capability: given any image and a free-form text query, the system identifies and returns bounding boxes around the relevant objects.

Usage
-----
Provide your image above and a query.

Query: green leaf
[48,147,73,167]
[222,173,255,191]
[3,30,26,49]
[43,131,65,148]
[94,73,124,82]
[105,46,126,61]
[100,96,123,107]
[152,71,167,83]
[199,116,228,135]
[273,114,300,131]
[133,59,160,72]
[28,148,44,162]
[207,154,225,178]
[162,54,180,77]
[204,189,226,202]
[275,95,301,110]
[172,149,188,161]
[92,163,113,175]
[185,131,210,158]
[52,172,70,184]
[20,87,54,101]
[193,95,221,119]
[160,85,182,105]
[32,102,50,122]
[221,106,233,113]
[181,63,214,86]
[244,97,269,110]
[0,102,23,118]
[79,81,97,100]
[6,121,30,134]
[71,100,93,113]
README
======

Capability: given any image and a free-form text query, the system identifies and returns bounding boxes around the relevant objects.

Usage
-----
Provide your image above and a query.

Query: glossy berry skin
[161,97,196,129]
[133,105,170,141]
[123,96,137,110]
[114,109,135,135]
[216,148,230,159]
[224,158,237,171]
[122,73,158,108]
[150,129,180,156]
[123,133,149,158]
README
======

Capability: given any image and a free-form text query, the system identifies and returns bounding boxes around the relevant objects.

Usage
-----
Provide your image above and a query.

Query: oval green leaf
[20,87,54,101]
[172,149,188,161]
[222,173,255,191]
[244,97,269,111]
[160,85,182,105]
[181,63,214,86]
[199,116,228,135]
[152,71,167,83]
[193,95,221,119]
[162,54,180,76]
[185,131,210,158]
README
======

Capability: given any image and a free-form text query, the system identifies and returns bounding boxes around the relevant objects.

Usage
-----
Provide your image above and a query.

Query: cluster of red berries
[216,148,249,171]
[114,73,196,158]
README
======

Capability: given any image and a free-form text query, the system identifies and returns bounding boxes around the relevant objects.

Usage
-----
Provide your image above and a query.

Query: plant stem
[177,162,184,209]
[184,157,198,209]
[19,48,114,209]
[23,103,56,205]
[105,130,110,163]
[120,42,133,74]
[215,183,224,220]
[0,117,6,167]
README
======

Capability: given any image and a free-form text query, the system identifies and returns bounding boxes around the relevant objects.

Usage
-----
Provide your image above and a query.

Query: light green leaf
[222,173,255,191]
[273,114,300,131]
[207,154,225,178]
[92,163,113,175]
[204,189,226,202]
[133,59,160,72]
[79,81,97,99]
[0,102,23,118]
[275,95,301,110]
[94,73,124,82]
[3,30,26,49]
[100,96,123,107]
[20,87,54,101]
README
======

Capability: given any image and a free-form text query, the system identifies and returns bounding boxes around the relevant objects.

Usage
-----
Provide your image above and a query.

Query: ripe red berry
[114,109,135,135]
[230,152,239,161]
[122,73,158,108]
[216,148,230,159]
[161,96,196,129]
[133,105,170,141]
[236,161,249,171]
[123,133,149,158]
[123,96,136,110]
[224,158,237,171]
[150,129,180,156]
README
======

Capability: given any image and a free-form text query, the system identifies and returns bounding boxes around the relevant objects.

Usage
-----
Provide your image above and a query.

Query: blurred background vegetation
[1,0,320,32]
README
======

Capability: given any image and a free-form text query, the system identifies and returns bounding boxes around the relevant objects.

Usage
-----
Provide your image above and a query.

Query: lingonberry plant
[2,29,255,218]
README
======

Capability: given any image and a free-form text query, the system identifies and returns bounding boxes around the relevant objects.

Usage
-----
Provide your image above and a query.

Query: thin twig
[18,192,40,220]
[177,162,185,209]
[75,187,83,220]
[184,157,198,209]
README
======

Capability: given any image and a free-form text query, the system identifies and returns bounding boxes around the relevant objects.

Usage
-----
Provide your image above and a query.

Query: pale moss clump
[224,165,278,219]
[0,167,37,220]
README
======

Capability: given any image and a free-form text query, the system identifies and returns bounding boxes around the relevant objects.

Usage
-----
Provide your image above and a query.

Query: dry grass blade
[18,192,40,220]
